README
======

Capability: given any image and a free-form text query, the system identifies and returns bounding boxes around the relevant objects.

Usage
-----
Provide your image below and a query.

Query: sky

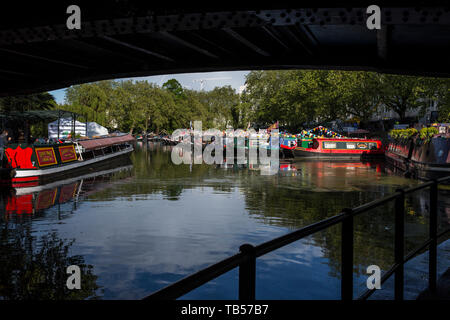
[49,70,250,104]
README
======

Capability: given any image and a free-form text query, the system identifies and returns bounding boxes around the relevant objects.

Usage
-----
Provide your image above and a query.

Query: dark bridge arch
[1,2,450,96]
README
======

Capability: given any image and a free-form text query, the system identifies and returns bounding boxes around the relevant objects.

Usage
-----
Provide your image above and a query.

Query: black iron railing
[144,176,450,300]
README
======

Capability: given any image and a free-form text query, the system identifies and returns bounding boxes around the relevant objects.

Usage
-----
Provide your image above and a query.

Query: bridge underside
[0,2,450,96]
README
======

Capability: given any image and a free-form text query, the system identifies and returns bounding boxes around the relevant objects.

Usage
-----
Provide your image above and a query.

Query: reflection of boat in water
[1,134,135,188]
[2,159,133,215]
[217,159,300,176]
[292,159,384,180]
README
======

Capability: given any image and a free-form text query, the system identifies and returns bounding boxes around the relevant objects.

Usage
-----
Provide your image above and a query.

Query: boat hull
[385,135,450,180]
[294,138,384,160]
[1,146,133,188]
[293,148,375,159]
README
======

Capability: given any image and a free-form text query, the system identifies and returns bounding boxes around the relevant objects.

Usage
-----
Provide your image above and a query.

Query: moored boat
[0,134,135,188]
[294,126,384,159]
[385,125,450,180]
[279,134,297,158]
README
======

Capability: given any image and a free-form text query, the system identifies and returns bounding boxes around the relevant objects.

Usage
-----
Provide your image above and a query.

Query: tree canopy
[242,70,449,130]
[2,71,449,134]
[0,92,56,113]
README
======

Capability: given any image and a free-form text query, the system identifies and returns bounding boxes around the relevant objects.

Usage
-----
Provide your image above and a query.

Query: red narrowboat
[294,137,384,159]
[1,134,135,188]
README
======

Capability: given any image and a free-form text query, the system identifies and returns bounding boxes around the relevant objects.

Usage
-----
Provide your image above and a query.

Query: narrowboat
[0,134,135,188]
[385,125,450,180]
[294,126,384,159]
[279,134,297,158]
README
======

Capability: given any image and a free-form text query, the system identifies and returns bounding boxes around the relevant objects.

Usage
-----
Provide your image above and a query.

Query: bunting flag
[298,126,346,139]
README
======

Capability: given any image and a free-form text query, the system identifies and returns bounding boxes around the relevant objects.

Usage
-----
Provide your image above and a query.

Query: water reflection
[0,226,101,300]
[0,159,133,300]
[0,142,449,299]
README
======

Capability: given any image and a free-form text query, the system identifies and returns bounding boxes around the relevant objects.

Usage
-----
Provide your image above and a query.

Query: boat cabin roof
[77,134,135,151]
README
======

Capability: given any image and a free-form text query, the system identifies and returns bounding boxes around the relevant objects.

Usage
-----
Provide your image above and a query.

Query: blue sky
[49,70,250,104]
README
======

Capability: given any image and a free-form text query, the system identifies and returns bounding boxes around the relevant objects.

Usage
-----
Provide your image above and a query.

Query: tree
[135,81,177,133]
[0,92,56,113]
[113,80,146,134]
[242,70,294,128]
[162,79,185,99]
[376,74,439,121]
[191,86,239,129]
[438,82,450,122]
[65,82,110,125]
[326,71,380,123]
[242,70,346,131]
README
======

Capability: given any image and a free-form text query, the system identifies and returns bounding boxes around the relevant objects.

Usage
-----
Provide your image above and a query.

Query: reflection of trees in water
[89,143,231,200]
[119,144,446,279]
[71,144,450,282]
[240,177,448,279]
[0,223,101,300]
[0,157,136,300]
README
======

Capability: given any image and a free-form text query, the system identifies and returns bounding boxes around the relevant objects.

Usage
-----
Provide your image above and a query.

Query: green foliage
[242,70,449,130]
[242,70,382,131]
[64,80,113,127]
[162,79,185,99]
[389,128,418,140]
[436,80,450,122]
[0,92,56,113]
[4,72,448,135]
[376,74,448,121]
[59,78,239,134]
[419,126,439,142]
[0,226,101,300]
[191,85,239,129]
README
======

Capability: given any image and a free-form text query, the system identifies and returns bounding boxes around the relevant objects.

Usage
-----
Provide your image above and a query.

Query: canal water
[1,142,449,300]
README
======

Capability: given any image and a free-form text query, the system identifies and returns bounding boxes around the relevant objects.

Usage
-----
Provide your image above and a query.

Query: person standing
[0,129,9,162]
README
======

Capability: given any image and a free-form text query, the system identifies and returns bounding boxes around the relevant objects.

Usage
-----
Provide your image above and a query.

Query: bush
[389,128,418,141]
[419,127,438,142]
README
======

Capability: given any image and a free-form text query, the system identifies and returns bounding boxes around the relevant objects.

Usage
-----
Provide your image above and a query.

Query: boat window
[356,143,368,149]
[83,151,94,160]
[369,142,378,150]
[323,142,336,149]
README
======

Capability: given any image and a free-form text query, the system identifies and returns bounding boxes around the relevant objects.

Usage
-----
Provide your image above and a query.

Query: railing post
[429,180,438,293]
[341,208,354,300]
[394,188,405,300]
[239,243,256,300]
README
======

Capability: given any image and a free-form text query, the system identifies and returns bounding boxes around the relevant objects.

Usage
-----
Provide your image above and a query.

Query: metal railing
[144,176,450,300]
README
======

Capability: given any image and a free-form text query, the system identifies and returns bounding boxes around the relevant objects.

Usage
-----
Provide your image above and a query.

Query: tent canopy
[48,118,108,138]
